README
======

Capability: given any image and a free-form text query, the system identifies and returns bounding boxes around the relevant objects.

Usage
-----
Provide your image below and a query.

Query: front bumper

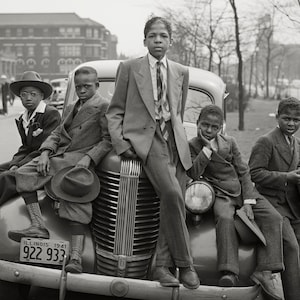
[0,260,265,300]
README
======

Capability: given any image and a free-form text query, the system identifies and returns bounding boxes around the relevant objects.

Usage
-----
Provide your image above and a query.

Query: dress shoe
[219,271,238,287]
[153,266,180,287]
[251,271,282,300]
[65,259,83,273]
[8,225,50,242]
[179,266,200,289]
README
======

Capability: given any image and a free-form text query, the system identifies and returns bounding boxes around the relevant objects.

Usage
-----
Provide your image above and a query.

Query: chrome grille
[92,157,160,278]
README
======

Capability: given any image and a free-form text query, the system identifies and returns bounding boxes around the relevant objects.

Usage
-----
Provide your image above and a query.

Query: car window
[184,88,213,124]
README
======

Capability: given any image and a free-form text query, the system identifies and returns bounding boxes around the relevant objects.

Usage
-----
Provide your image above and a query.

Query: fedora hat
[50,166,100,203]
[234,209,266,246]
[10,71,52,99]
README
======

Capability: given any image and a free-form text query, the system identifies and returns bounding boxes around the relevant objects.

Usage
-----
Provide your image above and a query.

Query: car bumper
[0,260,265,300]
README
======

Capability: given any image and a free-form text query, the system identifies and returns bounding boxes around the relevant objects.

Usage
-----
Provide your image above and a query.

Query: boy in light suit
[8,66,111,273]
[106,16,200,289]
[188,105,283,299]
[249,97,300,300]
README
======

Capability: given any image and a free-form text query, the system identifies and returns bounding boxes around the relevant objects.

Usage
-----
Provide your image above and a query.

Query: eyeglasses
[75,83,95,90]
[20,91,41,98]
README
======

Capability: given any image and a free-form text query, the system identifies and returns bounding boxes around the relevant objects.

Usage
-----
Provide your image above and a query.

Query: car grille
[92,157,160,279]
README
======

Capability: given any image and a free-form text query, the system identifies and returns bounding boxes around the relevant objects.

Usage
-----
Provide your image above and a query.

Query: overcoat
[249,127,300,218]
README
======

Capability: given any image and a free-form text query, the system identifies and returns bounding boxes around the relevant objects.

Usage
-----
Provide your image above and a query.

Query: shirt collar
[148,53,167,69]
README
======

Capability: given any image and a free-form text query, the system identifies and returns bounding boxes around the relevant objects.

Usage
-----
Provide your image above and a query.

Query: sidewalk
[0,98,24,120]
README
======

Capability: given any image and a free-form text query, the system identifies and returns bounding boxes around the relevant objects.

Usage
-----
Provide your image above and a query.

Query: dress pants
[143,122,192,268]
[214,193,283,275]
[0,161,18,205]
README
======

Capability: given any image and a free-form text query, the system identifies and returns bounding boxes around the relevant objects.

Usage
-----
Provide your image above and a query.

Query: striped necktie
[156,61,169,140]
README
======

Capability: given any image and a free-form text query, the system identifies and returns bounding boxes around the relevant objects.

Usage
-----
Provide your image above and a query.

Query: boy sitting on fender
[188,104,283,299]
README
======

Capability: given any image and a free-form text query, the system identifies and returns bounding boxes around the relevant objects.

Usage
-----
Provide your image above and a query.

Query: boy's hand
[241,204,254,221]
[121,148,138,159]
[198,130,212,150]
[37,150,50,176]
[287,170,300,184]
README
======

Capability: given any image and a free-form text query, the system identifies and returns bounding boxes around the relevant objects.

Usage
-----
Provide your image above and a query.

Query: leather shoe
[219,272,238,287]
[65,259,83,273]
[153,266,179,287]
[251,271,282,300]
[8,225,50,242]
[179,266,200,289]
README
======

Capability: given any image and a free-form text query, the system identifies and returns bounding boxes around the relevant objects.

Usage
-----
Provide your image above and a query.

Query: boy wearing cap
[0,71,61,205]
[188,105,283,299]
[249,97,300,300]
[8,66,111,273]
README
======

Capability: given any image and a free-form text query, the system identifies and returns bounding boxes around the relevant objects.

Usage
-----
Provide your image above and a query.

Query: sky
[2,0,300,57]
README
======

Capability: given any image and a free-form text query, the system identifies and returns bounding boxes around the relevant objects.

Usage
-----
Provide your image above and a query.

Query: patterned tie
[156,61,169,140]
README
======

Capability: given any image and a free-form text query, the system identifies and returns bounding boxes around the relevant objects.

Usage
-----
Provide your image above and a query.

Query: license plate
[20,238,69,266]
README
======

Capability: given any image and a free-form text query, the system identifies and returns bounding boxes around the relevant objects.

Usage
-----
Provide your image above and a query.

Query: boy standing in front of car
[106,16,200,289]
[188,105,283,299]
[249,97,300,300]
[8,66,112,273]
[0,71,61,205]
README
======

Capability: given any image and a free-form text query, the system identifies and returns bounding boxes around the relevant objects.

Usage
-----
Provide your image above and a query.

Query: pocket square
[32,128,43,137]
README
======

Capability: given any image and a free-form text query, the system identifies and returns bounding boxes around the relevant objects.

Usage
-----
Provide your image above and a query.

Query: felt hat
[10,71,52,99]
[49,166,100,203]
[234,208,266,246]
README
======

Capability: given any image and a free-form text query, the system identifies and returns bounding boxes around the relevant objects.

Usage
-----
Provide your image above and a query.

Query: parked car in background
[46,78,68,108]
[0,60,267,300]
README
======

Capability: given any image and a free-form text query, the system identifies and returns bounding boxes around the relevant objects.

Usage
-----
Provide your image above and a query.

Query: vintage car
[45,78,68,109]
[0,60,267,300]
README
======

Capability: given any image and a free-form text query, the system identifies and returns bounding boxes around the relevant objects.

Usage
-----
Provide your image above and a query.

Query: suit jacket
[106,56,192,170]
[249,127,300,218]
[40,92,111,174]
[10,105,61,168]
[188,134,259,206]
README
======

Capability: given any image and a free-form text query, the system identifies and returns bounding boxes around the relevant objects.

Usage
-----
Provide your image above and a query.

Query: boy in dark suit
[106,16,200,289]
[249,97,300,300]
[188,105,283,299]
[0,71,61,205]
[8,66,111,273]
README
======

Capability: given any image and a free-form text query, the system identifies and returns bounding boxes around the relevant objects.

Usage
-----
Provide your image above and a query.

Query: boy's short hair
[75,66,98,79]
[197,104,224,125]
[144,16,172,39]
[277,97,300,116]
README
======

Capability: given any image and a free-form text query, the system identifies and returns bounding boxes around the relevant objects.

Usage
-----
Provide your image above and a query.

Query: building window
[43,28,49,36]
[16,28,23,37]
[59,45,81,57]
[42,46,50,57]
[5,29,11,37]
[41,58,50,68]
[74,27,80,36]
[4,45,11,54]
[94,29,98,39]
[28,46,35,57]
[86,28,92,38]
[86,46,92,57]
[17,58,25,66]
[28,28,34,37]
[59,27,65,36]
[94,46,99,57]
[26,58,36,69]
[74,58,82,65]
[16,46,23,57]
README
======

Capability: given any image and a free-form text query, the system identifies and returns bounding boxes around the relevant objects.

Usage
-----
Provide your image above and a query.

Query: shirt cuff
[202,146,212,159]
[244,199,257,205]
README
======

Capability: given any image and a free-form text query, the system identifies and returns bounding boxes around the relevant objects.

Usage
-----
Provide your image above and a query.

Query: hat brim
[10,81,53,99]
[235,209,266,246]
[50,166,100,203]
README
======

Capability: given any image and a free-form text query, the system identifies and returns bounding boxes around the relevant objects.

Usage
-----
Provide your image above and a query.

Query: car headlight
[185,180,215,214]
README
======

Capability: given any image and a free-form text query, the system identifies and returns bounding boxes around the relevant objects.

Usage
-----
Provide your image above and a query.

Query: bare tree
[229,0,244,130]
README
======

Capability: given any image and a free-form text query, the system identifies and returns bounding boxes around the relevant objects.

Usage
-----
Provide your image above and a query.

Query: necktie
[156,61,169,140]
[73,100,83,116]
[288,135,294,153]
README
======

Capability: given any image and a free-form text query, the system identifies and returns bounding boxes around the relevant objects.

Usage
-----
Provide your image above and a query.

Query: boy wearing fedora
[249,97,300,300]
[8,66,111,273]
[188,105,283,299]
[0,71,61,205]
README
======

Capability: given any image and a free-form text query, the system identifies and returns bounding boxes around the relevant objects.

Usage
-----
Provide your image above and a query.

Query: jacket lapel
[15,117,27,145]
[274,128,293,166]
[134,56,155,121]
[211,134,231,164]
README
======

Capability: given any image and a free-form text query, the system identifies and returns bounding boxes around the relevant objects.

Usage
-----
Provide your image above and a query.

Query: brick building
[0,13,118,81]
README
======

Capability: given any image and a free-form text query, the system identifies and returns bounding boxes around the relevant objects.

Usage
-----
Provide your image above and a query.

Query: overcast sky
[2,0,300,57]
